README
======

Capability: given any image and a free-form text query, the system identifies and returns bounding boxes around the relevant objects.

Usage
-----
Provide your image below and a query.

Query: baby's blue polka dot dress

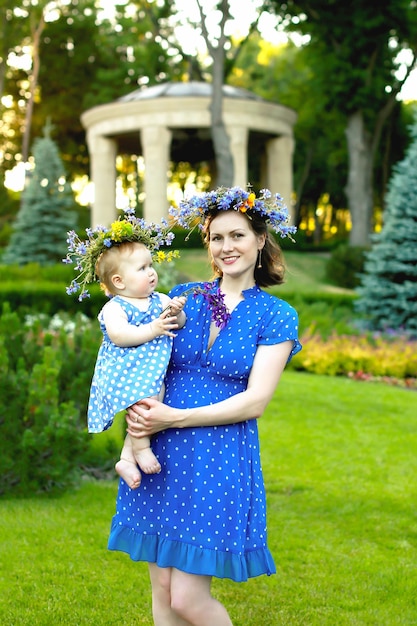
[108,281,301,581]
[88,293,172,433]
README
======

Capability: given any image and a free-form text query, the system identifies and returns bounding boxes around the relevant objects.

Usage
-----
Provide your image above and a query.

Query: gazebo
[80,81,297,226]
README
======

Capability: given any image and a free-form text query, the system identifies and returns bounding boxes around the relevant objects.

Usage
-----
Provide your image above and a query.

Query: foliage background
[1,0,416,251]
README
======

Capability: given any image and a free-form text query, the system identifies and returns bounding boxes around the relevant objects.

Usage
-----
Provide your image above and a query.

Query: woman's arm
[126,340,293,437]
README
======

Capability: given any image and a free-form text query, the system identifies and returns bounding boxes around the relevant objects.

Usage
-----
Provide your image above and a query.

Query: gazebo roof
[118,81,265,103]
[80,80,295,163]
[82,81,296,229]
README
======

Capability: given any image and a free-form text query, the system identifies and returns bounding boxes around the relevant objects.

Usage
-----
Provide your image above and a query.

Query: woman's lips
[222,256,239,264]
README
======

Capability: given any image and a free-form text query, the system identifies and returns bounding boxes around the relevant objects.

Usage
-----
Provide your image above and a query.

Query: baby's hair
[96,241,145,295]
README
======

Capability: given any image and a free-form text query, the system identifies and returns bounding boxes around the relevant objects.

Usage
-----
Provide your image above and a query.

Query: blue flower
[169,185,296,239]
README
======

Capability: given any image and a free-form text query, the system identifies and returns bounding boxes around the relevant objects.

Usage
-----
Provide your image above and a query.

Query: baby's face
[117,243,158,298]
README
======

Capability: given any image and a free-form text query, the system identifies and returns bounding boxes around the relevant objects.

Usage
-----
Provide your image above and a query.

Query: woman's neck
[219,275,255,297]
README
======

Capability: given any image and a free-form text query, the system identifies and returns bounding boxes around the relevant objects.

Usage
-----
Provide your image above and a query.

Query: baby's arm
[102,299,181,348]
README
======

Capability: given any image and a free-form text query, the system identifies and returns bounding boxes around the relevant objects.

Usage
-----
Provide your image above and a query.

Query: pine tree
[355,111,417,336]
[3,124,77,265]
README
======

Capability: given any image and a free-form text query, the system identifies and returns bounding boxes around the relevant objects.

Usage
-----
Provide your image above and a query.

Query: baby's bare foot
[135,448,161,474]
[115,459,141,489]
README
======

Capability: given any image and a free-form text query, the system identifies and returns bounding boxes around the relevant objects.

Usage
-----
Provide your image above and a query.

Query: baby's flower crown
[64,208,177,301]
[169,185,297,239]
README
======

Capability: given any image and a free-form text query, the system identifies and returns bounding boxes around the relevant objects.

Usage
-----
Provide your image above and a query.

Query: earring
[257,249,262,269]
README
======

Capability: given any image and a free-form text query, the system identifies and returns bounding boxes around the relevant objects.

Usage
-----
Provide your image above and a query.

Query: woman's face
[208,210,265,280]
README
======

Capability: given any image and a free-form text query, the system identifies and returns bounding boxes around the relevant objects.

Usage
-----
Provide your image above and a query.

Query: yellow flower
[154,249,179,264]
[155,250,167,262]
[110,220,133,241]
[238,193,255,214]
[166,250,180,262]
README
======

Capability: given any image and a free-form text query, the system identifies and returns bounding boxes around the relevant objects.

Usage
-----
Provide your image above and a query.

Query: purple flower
[164,282,231,329]
[187,282,231,329]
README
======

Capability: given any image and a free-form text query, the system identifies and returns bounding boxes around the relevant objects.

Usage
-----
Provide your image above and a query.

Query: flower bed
[293,325,417,388]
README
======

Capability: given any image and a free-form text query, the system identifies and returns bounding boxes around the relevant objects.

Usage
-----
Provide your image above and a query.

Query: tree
[228,35,348,234]
[195,0,234,187]
[267,0,417,246]
[0,0,26,101]
[20,3,45,166]
[3,123,77,265]
[0,0,49,181]
[1,0,185,180]
[184,0,262,188]
[355,111,417,336]
[0,0,30,181]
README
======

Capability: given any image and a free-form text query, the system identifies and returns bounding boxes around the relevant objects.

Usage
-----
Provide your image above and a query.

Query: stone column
[265,135,295,220]
[86,133,117,227]
[141,125,172,222]
[228,125,249,188]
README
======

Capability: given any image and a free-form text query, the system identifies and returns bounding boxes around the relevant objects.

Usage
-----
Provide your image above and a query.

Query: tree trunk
[210,50,234,187]
[345,111,373,246]
[0,60,5,104]
[294,142,314,227]
[21,11,45,166]
[197,0,234,188]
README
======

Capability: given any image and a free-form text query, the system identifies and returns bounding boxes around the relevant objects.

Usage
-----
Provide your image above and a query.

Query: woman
[108,186,302,625]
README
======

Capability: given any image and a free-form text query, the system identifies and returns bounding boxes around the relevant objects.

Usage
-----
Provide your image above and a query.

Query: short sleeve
[258,299,302,362]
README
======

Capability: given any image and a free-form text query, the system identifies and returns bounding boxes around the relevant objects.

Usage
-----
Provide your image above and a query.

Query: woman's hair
[95,241,141,295]
[203,209,286,287]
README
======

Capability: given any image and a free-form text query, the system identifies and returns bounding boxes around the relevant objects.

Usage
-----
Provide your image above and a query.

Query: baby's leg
[115,435,142,489]
[131,434,161,475]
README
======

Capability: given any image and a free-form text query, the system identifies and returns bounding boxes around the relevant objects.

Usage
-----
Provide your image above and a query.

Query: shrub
[0,260,179,318]
[0,305,107,496]
[355,114,417,336]
[293,325,417,381]
[325,244,369,289]
[274,292,357,338]
[19,347,87,494]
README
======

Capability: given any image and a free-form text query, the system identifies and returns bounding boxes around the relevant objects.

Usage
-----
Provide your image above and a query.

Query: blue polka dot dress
[108,281,301,581]
[88,293,172,433]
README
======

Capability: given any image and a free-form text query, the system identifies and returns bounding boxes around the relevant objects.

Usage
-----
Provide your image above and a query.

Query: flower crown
[64,208,177,301]
[169,185,297,239]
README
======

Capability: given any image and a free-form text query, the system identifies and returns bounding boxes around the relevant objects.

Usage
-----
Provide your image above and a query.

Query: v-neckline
[205,298,240,353]
[207,321,221,352]
[201,281,258,355]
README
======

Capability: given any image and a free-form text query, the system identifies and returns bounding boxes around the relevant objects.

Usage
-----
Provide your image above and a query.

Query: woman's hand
[126,398,179,438]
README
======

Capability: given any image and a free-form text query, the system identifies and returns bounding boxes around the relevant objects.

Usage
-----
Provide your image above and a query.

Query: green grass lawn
[173,249,337,296]
[1,372,416,625]
[174,249,356,337]
[282,250,354,296]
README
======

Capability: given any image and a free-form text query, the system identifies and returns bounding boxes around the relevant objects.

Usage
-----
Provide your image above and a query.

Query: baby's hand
[152,309,181,338]
[158,297,186,335]
[168,296,186,315]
